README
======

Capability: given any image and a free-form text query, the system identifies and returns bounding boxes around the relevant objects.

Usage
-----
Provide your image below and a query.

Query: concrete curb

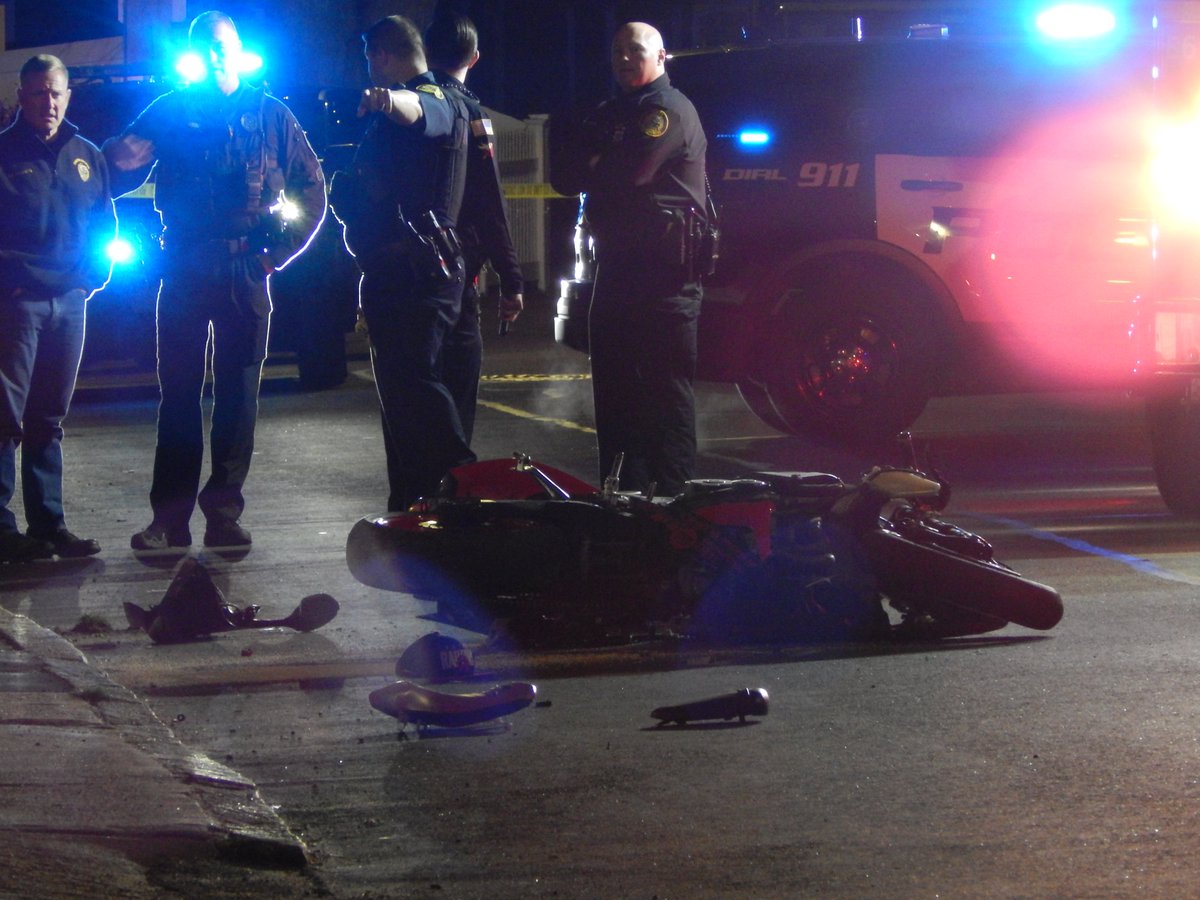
[0,607,308,870]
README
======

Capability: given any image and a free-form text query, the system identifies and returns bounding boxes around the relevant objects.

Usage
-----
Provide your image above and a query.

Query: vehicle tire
[734,379,794,434]
[754,252,946,446]
[1147,393,1200,517]
[860,528,1064,631]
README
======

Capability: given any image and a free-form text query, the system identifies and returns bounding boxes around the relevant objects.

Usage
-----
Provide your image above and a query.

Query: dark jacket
[334,71,469,264]
[552,73,707,259]
[106,83,325,269]
[0,115,116,296]
[434,73,523,295]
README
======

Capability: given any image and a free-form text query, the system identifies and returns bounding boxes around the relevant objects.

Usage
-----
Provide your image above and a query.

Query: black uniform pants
[149,246,270,531]
[361,255,474,511]
[442,277,483,444]
[589,257,702,496]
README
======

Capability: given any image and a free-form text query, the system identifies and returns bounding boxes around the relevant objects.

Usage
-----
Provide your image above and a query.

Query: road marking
[477,399,596,434]
[979,514,1200,585]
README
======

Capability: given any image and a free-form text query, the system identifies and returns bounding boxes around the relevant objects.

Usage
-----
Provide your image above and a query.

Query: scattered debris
[61,614,113,636]
[396,631,475,680]
[123,558,339,643]
[369,680,537,728]
[651,688,770,726]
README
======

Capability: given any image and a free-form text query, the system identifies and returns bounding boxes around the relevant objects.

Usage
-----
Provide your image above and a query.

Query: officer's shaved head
[189,10,237,43]
[363,15,425,64]
[611,21,667,93]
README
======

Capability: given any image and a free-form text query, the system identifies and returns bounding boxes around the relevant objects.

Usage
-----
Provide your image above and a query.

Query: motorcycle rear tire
[860,529,1063,631]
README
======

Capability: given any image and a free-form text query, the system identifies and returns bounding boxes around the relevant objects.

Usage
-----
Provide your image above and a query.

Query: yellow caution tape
[120,182,156,200]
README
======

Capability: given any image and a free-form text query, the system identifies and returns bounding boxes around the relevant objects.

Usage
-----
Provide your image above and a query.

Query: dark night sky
[6,0,745,119]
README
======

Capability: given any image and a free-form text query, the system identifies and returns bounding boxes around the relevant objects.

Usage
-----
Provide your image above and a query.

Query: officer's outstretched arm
[358,87,423,127]
[101,133,157,199]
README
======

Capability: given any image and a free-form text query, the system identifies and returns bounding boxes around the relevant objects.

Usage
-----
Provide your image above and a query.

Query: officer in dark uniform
[329,15,471,511]
[552,22,709,496]
[424,10,524,443]
[0,54,115,562]
[104,10,325,552]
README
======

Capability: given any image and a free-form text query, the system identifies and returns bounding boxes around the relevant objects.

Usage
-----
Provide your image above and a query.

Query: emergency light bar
[173,48,264,83]
[1034,4,1117,40]
[738,130,772,146]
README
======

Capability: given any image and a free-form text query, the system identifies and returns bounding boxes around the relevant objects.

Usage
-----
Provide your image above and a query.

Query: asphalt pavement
[5,291,1195,896]
[0,294,594,897]
[0,345,364,896]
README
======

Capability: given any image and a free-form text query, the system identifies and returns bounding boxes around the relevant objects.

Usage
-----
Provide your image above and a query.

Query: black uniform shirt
[344,71,469,262]
[0,115,115,296]
[434,73,523,295]
[571,73,707,258]
[111,82,325,263]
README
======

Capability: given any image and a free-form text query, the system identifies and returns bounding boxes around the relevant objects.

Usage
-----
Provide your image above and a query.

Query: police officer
[0,55,115,562]
[104,10,325,552]
[553,22,709,495]
[330,15,471,511]
[424,10,524,443]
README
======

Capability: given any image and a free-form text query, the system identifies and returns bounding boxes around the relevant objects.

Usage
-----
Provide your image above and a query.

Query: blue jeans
[0,289,87,536]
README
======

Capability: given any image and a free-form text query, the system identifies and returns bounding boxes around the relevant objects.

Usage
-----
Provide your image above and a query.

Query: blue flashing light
[106,237,135,266]
[738,129,772,147]
[239,50,264,76]
[174,50,207,83]
[173,46,265,84]
[1034,4,1117,41]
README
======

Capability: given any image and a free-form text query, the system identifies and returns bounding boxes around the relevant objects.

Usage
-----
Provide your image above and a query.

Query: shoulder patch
[641,108,669,139]
[416,83,445,101]
[73,158,92,183]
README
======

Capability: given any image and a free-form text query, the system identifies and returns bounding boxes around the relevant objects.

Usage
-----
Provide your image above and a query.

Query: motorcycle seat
[749,471,847,498]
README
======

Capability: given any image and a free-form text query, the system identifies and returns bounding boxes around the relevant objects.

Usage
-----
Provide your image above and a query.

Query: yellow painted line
[477,399,596,434]
[502,183,574,200]
[480,373,590,382]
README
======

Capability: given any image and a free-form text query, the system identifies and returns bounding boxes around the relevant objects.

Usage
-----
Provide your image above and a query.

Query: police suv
[556,1,1200,515]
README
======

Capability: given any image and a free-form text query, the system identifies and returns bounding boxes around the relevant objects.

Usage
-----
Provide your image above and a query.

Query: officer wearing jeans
[104,11,325,552]
[0,54,115,563]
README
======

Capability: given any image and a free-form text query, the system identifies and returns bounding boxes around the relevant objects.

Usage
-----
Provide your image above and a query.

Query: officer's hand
[500,292,524,323]
[104,133,156,171]
[358,87,393,118]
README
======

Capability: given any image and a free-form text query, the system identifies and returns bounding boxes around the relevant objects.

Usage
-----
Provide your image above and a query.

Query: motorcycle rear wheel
[861,529,1063,631]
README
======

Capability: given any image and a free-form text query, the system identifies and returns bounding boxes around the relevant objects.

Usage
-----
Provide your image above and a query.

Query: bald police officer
[554,22,709,495]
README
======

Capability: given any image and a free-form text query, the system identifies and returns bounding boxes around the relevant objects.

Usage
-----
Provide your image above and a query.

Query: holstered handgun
[403,209,461,285]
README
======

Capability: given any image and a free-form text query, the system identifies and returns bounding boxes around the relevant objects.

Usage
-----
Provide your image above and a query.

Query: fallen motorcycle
[346,454,1063,645]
